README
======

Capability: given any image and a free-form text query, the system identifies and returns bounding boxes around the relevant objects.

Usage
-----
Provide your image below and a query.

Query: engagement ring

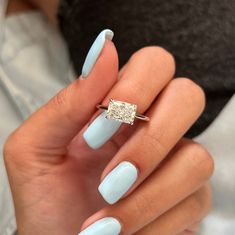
[97,99,150,125]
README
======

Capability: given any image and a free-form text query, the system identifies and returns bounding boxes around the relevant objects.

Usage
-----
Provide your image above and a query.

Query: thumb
[7,29,118,156]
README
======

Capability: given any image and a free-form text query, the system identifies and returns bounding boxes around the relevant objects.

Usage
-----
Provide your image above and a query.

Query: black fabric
[58,0,235,137]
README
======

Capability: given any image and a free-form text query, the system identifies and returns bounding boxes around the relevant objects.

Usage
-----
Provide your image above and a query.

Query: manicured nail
[78,217,121,235]
[81,29,114,78]
[83,111,121,149]
[98,162,138,204]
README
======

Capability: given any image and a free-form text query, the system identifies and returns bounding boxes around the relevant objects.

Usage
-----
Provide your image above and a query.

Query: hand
[4,31,213,235]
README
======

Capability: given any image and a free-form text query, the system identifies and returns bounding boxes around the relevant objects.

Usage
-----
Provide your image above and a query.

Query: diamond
[106,99,137,125]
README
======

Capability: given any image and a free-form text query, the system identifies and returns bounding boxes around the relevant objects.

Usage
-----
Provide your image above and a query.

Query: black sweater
[58,0,235,137]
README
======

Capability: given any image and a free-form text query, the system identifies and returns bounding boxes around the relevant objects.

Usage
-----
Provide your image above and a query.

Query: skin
[6,0,36,15]
[4,1,214,235]
[7,0,59,25]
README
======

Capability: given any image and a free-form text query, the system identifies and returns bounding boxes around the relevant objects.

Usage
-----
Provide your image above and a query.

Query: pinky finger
[134,184,211,235]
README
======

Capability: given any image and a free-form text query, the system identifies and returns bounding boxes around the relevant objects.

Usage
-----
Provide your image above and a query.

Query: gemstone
[106,99,137,125]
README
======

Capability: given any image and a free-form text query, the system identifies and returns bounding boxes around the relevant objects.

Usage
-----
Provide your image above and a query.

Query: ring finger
[82,46,175,149]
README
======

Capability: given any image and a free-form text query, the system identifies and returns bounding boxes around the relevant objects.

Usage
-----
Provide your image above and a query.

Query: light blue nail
[81,29,114,78]
[98,162,138,204]
[78,217,121,235]
[83,111,121,149]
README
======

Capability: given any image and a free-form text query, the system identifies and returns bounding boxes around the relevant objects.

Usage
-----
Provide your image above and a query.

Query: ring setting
[97,99,150,125]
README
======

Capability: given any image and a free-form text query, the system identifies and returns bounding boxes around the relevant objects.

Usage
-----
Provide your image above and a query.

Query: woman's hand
[3,30,214,235]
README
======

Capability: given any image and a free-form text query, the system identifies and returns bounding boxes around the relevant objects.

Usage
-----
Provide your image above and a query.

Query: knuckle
[122,80,149,104]
[47,82,80,124]
[143,130,166,158]
[132,193,156,219]
[50,86,71,110]
[137,46,174,63]
[171,78,206,111]
[130,46,176,76]
[187,142,214,181]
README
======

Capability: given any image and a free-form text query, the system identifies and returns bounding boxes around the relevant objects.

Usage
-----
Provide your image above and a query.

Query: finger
[135,185,211,235]
[82,46,175,149]
[4,29,118,157]
[99,78,205,204]
[79,140,214,235]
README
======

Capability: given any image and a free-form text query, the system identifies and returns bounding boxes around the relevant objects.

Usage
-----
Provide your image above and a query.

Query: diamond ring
[97,99,150,125]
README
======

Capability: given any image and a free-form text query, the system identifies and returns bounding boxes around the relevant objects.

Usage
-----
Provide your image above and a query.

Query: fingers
[4,30,119,159]
[83,46,175,149]
[99,78,205,204]
[79,140,214,235]
[135,185,211,235]
[104,46,175,109]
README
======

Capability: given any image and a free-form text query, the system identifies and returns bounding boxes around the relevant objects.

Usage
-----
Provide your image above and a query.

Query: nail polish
[81,29,114,78]
[78,217,121,235]
[83,111,121,149]
[98,162,138,204]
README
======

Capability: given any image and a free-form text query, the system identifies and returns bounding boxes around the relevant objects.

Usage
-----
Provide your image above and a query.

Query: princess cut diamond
[106,99,137,125]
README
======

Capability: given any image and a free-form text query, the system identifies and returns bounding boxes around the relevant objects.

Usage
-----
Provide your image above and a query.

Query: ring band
[97,99,150,125]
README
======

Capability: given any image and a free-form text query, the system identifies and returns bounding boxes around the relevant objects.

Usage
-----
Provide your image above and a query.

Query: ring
[97,99,150,125]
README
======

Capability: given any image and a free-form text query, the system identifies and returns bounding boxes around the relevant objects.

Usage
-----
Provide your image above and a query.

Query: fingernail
[81,29,114,78]
[83,111,121,149]
[98,162,138,204]
[78,217,121,235]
